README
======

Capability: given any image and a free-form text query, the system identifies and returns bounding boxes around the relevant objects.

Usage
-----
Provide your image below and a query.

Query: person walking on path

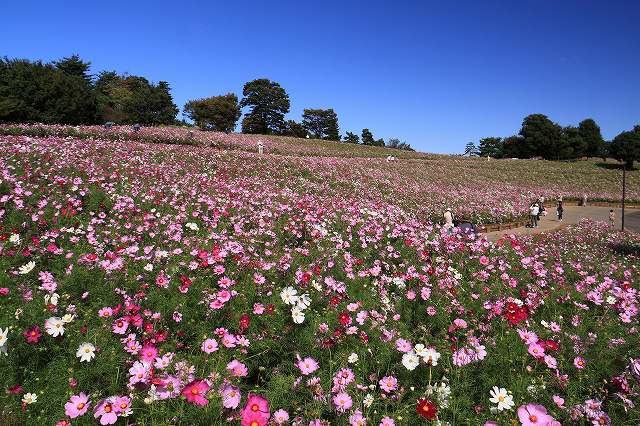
[530,202,540,228]
[609,209,615,227]
[556,198,564,221]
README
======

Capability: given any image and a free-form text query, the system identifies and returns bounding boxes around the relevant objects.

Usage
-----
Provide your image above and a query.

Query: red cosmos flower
[301,272,311,283]
[7,385,23,394]
[265,304,275,314]
[239,314,250,333]
[338,312,352,326]
[540,339,559,351]
[329,296,341,307]
[416,398,437,419]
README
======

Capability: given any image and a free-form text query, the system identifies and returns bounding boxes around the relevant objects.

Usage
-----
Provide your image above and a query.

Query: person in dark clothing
[556,198,564,221]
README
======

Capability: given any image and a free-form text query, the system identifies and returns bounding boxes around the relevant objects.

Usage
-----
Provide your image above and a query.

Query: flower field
[0,130,639,425]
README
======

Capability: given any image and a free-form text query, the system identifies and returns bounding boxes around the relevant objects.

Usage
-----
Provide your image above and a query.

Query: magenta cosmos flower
[517,403,554,425]
[379,376,398,392]
[93,398,118,425]
[201,337,218,353]
[240,394,270,426]
[181,380,209,406]
[139,344,158,363]
[333,392,353,412]
[64,393,90,418]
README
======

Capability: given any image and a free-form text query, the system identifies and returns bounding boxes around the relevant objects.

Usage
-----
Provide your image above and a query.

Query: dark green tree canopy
[387,138,414,151]
[343,131,359,144]
[183,93,240,132]
[478,137,504,158]
[559,126,587,160]
[361,128,375,145]
[0,57,97,124]
[578,118,605,158]
[301,108,340,140]
[240,79,290,134]
[610,125,640,167]
[464,141,479,156]
[54,54,92,82]
[282,120,308,138]
[519,114,563,159]
[95,72,178,125]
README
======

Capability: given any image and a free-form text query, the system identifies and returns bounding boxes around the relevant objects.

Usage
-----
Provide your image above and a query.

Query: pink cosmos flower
[379,376,398,392]
[297,356,319,375]
[528,343,545,359]
[140,344,158,363]
[380,417,395,426]
[98,307,113,318]
[64,393,90,418]
[552,395,564,408]
[395,338,412,353]
[114,396,131,416]
[517,403,553,426]
[227,359,249,377]
[112,319,128,335]
[333,392,353,412]
[182,380,209,406]
[93,398,118,425]
[201,338,219,353]
[240,394,270,426]
[222,385,242,409]
[574,356,587,369]
[272,409,290,424]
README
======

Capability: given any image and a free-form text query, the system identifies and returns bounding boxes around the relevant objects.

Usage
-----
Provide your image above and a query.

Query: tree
[95,73,178,125]
[501,135,526,158]
[361,128,375,145]
[183,93,240,132]
[609,126,640,168]
[301,108,340,140]
[578,118,605,158]
[240,79,290,134]
[282,120,308,138]
[343,131,359,144]
[0,56,97,124]
[387,138,413,150]
[478,137,503,158]
[464,142,479,156]
[559,126,587,160]
[519,114,563,159]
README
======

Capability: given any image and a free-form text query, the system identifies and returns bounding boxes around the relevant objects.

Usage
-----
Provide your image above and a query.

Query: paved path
[485,206,640,242]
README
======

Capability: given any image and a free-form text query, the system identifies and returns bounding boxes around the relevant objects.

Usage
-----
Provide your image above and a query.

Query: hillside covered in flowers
[0,129,639,425]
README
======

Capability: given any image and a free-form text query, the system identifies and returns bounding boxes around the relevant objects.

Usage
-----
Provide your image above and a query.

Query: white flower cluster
[280,286,311,324]
[403,343,442,370]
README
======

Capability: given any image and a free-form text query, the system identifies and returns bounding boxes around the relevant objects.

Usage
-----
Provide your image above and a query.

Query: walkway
[484,206,640,242]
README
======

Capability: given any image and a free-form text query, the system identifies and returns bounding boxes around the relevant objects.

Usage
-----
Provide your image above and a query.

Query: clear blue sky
[2,0,639,153]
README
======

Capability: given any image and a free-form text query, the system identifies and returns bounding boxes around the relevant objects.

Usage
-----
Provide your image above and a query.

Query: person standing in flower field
[530,202,539,228]
[556,198,564,221]
[443,208,454,234]
[609,209,615,227]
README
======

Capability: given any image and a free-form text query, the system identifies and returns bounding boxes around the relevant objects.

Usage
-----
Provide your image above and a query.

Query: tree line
[0,55,178,125]
[0,55,413,151]
[466,114,640,167]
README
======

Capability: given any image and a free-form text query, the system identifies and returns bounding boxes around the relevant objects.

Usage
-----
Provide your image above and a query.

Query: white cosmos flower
[280,287,299,305]
[291,307,305,324]
[61,313,75,323]
[185,222,199,231]
[0,327,8,356]
[22,393,38,404]
[423,347,441,366]
[144,263,153,271]
[489,386,514,411]
[18,261,36,275]
[76,342,96,362]
[414,343,428,358]
[402,351,420,371]
[44,317,65,337]
[44,293,59,306]
[348,353,359,364]
[296,293,311,309]
[363,393,374,407]
[9,234,20,244]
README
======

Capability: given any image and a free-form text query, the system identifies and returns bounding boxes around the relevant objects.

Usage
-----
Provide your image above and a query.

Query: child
[556,198,563,221]
[530,203,539,228]
[609,210,615,227]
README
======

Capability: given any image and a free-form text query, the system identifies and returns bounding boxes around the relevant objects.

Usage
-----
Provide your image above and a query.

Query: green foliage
[343,131,359,144]
[282,120,308,138]
[519,114,563,159]
[361,128,374,145]
[301,108,340,141]
[0,56,97,124]
[240,79,290,134]
[609,125,640,167]
[478,137,504,158]
[95,73,178,125]
[559,126,587,160]
[387,138,413,151]
[464,141,478,156]
[578,118,605,158]
[183,93,240,132]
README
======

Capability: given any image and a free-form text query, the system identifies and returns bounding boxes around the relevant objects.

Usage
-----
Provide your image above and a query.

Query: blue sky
[2,0,639,153]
